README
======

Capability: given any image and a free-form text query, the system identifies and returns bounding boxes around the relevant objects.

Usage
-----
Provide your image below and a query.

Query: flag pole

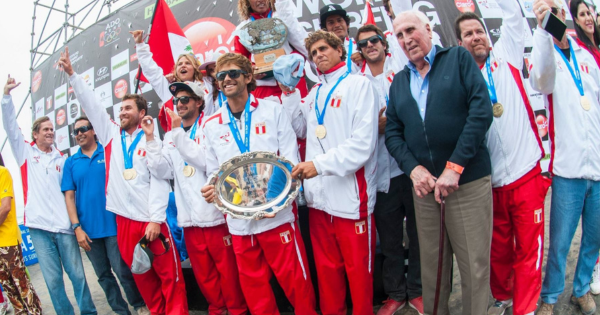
[134,0,160,94]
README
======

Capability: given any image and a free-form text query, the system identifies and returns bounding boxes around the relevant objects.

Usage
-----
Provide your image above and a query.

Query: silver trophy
[207,151,300,220]
[238,18,288,74]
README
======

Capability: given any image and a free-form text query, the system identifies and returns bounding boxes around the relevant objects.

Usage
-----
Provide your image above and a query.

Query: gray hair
[394,10,431,28]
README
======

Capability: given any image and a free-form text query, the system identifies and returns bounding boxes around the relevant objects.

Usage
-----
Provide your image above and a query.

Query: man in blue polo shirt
[61,117,149,315]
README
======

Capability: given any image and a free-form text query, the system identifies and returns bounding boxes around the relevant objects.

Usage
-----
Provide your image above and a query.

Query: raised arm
[142,116,175,180]
[131,30,173,103]
[1,76,27,165]
[494,0,526,69]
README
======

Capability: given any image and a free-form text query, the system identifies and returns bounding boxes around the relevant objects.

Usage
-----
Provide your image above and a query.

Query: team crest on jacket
[280,230,292,244]
[223,235,232,246]
[330,94,342,108]
[581,63,590,74]
[534,209,543,224]
[386,70,395,83]
[219,132,231,145]
[255,122,266,135]
[33,156,40,163]
[55,164,62,172]
[137,148,147,157]
[355,220,366,234]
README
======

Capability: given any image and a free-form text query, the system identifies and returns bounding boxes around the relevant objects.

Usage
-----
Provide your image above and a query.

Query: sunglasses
[216,69,247,81]
[72,125,93,137]
[357,35,383,49]
[173,96,192,105]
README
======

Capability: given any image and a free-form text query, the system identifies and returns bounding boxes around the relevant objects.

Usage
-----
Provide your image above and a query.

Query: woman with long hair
[571,0,600,66]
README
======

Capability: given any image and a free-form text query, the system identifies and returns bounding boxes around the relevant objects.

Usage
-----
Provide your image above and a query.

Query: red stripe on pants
[184,225,248,315]
[490,173,551,315]
[116,216,188,315]
[231,222,317,315]
[309,208,376,315]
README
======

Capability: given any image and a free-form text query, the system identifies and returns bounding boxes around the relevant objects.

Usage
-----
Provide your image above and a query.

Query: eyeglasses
[216,69,247,81]
[173,96,192,105]
[357,35,383,49]
[72,125,93,137]
[551,7,559,15]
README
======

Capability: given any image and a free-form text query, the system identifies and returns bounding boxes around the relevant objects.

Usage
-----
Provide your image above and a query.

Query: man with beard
[454,2,550,314]
[280,30,378,315]
[143,81,248,315]
[1,75,96,315]
[355,24,423,315]
[200,53,317,315]
[62,117,149,315]
[59,47,188,315]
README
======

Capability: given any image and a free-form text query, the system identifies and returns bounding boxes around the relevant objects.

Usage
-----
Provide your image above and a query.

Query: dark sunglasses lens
[179,96,190,105]
[73,126,91,136]
[217,70,244,81]
[358,36,381,48]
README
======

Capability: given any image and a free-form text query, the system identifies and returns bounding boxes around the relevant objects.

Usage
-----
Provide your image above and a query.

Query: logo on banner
[534,209,543,224]
[455,0,475,12]
[536,112,548,140]
[137,149,147,157]
[96,67,110,82]
[46,97,53,110]
[355,221,367,234]
[99,17,121,47]
[280,230,292,244]
[70,103,79,118]
[32,71,42,93]
[56,108,66,126]
[114,79,128,99]
[255,122,266,135]
[223,235,232,246]
[183,17,236,64]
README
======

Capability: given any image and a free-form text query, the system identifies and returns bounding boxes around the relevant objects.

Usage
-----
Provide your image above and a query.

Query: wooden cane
[432,196,445,315]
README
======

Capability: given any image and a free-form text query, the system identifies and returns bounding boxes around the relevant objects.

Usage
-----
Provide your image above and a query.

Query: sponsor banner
[111,49,129,81]
[95,81,114,108]
[19,225,38,266]
[34,98,44,120]
[55,124,70,151]
[67,100,81,126]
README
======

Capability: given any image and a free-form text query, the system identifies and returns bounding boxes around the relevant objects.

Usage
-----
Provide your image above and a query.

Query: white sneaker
[591,261,600,295]
[487,299,512,315]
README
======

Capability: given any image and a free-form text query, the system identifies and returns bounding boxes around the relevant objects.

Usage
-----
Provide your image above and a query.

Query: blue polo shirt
[61,142,117,239]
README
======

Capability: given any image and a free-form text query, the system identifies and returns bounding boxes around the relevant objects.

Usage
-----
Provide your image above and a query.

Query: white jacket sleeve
[1,95,28,165]
[280,89,307,139]
[136,43,173,104]
[145,138,174,180]
[148,174,169,223]
[275,0,309,58]
[203,127,220,181]
[494,0,525,69]
[313,79,378,177]
[529,28,557,95]
[275,104,300,165]
[69,73,119,145]
[171,127,206,170]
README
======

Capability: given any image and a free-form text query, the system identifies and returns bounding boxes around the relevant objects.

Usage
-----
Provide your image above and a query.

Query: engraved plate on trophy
[238,18,288,74]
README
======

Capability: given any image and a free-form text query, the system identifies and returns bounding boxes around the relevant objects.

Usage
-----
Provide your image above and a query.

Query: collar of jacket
[218,93,259,125]
[318,61,347,83]
[401,45,450,74]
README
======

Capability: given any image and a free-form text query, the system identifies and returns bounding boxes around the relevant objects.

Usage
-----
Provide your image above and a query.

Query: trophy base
[254,48,286,74]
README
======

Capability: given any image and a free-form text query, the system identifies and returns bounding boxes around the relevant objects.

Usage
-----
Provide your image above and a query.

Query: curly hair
[237,0,276,21]
[215,53,257,93]
[171,54,203,83]
[304,29,346,62]
[356,24,389,55]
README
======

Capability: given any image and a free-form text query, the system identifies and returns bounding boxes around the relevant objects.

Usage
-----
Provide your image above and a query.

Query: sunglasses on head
[173,96,192,105]
[72,125,93,137]
[357,35,383,49]
[216,69,247,81]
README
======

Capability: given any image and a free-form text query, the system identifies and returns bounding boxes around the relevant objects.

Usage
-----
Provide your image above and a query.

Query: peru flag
[255,122,266,135]
[362,0,376,26]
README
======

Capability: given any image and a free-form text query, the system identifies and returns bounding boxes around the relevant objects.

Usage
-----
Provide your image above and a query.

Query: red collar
[319,62,346,75]
[249,9,272,20]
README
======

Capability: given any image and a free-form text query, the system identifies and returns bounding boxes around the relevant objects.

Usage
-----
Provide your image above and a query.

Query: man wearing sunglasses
[280,30,378,315]
[355,24,423,315]
[62,117,149,315]
[530,0,600,314]
[142,81,248,315]
[59,47,189,315]
[454,2,550,315]
[200,53,317,315]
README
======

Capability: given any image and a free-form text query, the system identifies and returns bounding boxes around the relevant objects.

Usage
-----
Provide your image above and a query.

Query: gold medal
[492,102,504,118]
[183,165,196,177]
[581,95,591,111]
[123,169,137,180]
[315,125,327,139]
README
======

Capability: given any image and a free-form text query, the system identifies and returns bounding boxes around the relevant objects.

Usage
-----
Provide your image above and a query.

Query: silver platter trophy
[207,151,300,220]
[238,18,288,76]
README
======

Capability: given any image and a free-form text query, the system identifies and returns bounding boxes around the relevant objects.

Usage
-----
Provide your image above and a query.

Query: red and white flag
[255,122,266,135]
[136,0,194,132]
[280,231,292,244]
[362,0,376,26]
[355,221,366,234]
[330,95,342,108]
[137,149,147,157]
[223,235,232,246]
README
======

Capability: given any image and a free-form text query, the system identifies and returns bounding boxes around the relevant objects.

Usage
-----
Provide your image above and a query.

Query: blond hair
[237,0,276,21]
[171,54,203,82]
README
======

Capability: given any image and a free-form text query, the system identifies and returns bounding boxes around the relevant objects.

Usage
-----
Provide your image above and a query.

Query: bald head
[393,11,433,65]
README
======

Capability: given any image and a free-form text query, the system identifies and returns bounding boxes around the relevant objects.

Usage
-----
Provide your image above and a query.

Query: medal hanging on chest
[121,130,144,181]
[182,113,203,177]
[485,57,504,118]
[554,41,591,111]
[314,71,349,139]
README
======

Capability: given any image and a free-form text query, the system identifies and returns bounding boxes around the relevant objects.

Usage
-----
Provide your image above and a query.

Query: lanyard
[226,97,252,153]
[315,71,349,125]
[554,41,585,96]
[250,11,272,21]
[217,91,225,108]
[485,56,498,104]
[346,38,353,73]
[181,113,204,166]
[120,129,144,170]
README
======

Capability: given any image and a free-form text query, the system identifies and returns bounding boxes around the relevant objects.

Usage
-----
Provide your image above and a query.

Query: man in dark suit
[385,10,493,315]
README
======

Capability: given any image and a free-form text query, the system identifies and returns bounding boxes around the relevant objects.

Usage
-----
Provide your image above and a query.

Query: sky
[0,0,129,222]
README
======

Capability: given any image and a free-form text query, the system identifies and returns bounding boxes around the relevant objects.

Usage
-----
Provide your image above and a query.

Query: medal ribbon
[554,40,585,97]
[250,11,272,21]
[121,129,144,170]
[226,97,252,153]
[315,71,350,126]
[485,56,498,104]
[181,112,204,166]
[346,38,353,73]
[217,91,225,108]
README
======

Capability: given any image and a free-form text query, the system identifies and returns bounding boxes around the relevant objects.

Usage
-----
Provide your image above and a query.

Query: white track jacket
[530,29,600,180]
[282,62,378,220]
[1,95,71,234]
[70,73,170,223]
[203,95,299,235]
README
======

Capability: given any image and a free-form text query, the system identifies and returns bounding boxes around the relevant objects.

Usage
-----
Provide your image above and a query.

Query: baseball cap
[320,4,348,27]
[199,52,223,71]
[130,234,170,274]
[273,54,305,90]
[169,81,205,98]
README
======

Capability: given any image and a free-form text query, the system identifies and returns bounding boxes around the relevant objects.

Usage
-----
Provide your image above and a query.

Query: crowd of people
[1,0,600,314]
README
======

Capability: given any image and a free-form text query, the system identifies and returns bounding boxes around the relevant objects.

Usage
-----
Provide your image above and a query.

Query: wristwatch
[71,223,81,231]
